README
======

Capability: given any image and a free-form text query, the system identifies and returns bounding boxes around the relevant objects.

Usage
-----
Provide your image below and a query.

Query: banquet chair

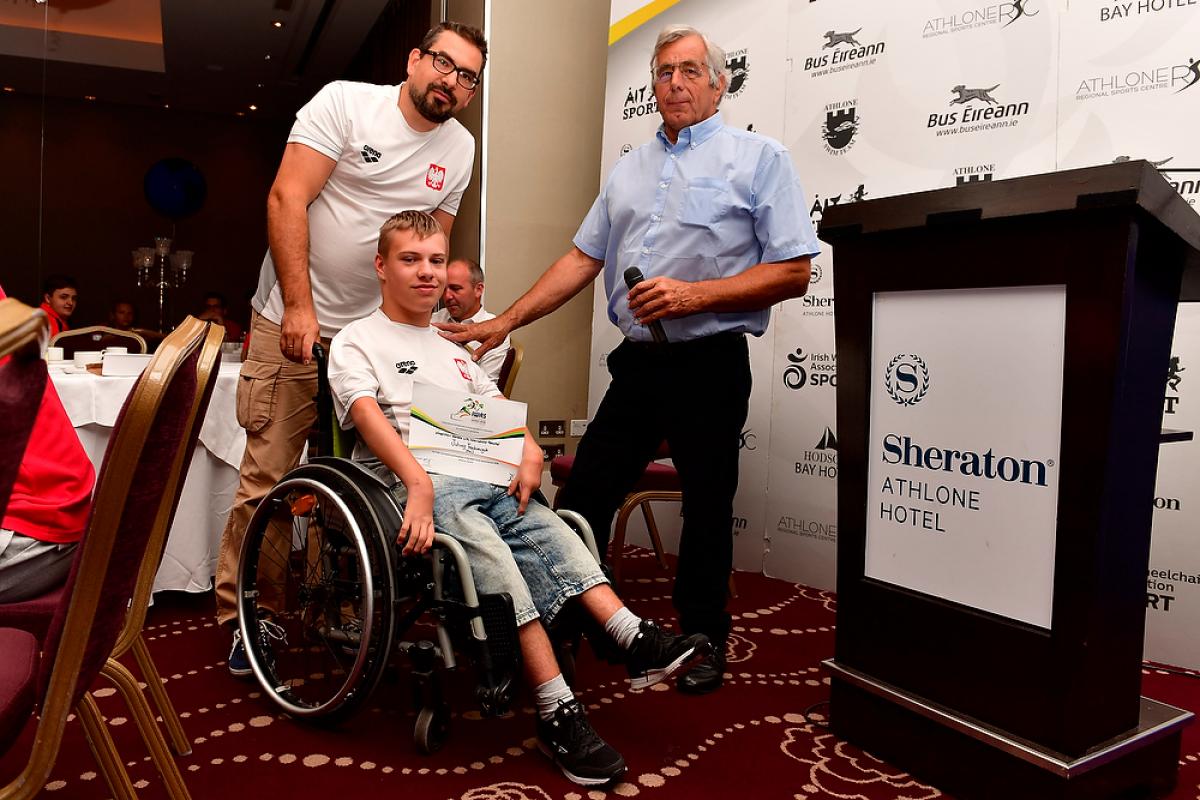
[497,340,523,397]
[0,316,214,800]
[50,325,147,356]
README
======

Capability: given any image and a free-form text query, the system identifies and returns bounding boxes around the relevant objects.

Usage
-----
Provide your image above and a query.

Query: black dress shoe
[676,651,726,694]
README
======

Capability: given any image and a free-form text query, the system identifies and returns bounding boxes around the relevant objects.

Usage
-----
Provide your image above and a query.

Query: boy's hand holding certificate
[409,381,528,486]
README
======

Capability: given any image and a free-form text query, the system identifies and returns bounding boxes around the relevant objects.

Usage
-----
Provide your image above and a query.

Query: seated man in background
[39,275,78,337]
[108,299,137,331]
[328,211,710,787]
[0,284,95,602]
[431,258,511,383]
[197,292,244,342]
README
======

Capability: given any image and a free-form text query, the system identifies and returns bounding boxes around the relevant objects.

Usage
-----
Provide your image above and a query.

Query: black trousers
[558,332,751,645]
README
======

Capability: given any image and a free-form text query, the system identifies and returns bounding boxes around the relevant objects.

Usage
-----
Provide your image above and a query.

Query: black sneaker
[536,699,626,786]
[227,615,286,678]
[625,620,712,690]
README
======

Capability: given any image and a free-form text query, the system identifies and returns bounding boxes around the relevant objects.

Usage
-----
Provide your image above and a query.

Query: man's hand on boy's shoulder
[436,315,511,361]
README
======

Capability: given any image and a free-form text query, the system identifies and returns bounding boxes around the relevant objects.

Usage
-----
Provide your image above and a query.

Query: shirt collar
[657,111,724,150]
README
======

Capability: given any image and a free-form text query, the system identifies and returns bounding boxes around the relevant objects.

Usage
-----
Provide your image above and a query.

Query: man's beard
[410,81,456,124]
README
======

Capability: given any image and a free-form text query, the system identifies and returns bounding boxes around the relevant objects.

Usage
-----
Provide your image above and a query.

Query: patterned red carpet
[4,546,1200,799]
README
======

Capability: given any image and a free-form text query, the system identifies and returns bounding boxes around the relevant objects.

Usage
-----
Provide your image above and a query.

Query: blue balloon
[143,158,207,220]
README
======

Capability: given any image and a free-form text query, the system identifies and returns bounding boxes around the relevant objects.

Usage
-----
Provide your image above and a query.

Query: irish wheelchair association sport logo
[884,353,929,406]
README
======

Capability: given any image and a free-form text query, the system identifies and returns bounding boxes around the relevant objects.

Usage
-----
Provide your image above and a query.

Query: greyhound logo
[951,84,1000,105]
[823,29,863,48]
[1113,155,1174,168]
[1002,0,1040,27]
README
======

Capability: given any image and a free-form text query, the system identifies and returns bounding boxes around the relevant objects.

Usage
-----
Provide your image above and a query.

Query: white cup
[45,346,64,362]
[73,350,103,370]
[104,346,128,355]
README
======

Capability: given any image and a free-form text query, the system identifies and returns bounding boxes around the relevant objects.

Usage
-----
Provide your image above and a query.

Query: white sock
[534,674,574,720]
[603,606,643,651]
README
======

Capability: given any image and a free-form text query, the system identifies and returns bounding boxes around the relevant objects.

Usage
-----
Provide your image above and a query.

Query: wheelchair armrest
[554,509,601,564]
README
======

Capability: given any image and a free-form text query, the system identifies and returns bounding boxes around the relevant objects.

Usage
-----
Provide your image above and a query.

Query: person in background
[39,275,78,337]
[431,258,511,382]
[0,283,95,602]
[197,292,245,342]
[215,20,487,676]
[108,299,137,331]
[440,24,819,696]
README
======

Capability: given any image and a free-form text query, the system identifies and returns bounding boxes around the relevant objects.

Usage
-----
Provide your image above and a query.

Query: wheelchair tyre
[237,463,397,724]
[414,705,451,754]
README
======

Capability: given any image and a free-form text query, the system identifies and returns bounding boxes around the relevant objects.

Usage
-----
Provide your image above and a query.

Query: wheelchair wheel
[237,462,398,723]
[414,704,451,754]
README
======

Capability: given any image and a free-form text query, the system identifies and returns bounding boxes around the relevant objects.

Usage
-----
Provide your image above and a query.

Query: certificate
[408,381,528,487]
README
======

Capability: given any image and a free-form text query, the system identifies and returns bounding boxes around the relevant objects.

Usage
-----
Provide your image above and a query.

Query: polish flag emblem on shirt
[454,358,471,380]
[426,163,446,191]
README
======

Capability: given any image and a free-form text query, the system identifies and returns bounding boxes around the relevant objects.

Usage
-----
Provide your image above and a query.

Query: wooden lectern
[819,161,1200,799]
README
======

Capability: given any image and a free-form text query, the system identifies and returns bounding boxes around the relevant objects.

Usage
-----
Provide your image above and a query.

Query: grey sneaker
[536,699,626,786]
[624,620,711,690]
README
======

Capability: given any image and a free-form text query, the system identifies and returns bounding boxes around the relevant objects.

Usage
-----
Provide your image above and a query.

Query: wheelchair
[235,344,600,753]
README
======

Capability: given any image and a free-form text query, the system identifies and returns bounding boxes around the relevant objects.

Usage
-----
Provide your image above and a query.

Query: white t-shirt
[253,81,476,338]
[329,309,499,462]
[431,306,511,383]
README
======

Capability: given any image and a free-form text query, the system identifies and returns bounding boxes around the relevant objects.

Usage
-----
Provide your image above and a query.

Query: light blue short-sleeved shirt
[573,112,820,342]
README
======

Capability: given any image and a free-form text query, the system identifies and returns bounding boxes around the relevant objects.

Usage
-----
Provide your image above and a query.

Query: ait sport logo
[725,49,750,100]
[885,354,929,406]
[822,101,859,155]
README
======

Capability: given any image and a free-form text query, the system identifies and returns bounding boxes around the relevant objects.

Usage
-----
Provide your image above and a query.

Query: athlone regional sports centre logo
[822,100,859,155]
[1076,55,1200,100]
[923,0,1040,37]
[885,354,929,406]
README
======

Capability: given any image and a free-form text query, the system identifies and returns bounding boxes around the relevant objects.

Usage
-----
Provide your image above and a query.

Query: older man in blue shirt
[441,23,820,694]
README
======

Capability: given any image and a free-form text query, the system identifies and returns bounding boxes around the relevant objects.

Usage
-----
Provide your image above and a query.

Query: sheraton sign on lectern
[821,161,1200,800]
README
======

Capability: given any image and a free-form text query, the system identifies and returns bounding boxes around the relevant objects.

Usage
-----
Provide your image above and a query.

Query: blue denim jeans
[366,462,607,626]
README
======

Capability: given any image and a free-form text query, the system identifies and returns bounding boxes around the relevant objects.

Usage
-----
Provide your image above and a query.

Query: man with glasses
[215,21,487,674]
[441,24,819,695]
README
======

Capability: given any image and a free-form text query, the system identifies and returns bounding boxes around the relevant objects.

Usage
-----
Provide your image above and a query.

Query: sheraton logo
[882,434,1054,487]
[884,354,929,406]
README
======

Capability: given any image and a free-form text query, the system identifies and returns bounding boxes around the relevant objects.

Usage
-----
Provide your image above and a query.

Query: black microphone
[623,267,668,344]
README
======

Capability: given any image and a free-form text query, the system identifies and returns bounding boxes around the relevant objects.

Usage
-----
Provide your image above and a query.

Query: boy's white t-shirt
[329,309,500,462]
[253,81,476,338]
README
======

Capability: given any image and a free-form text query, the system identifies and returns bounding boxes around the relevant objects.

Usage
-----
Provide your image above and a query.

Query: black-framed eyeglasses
[421,49,481,90]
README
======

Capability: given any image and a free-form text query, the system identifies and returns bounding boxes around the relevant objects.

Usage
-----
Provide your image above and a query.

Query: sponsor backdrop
[590,0,1200,666]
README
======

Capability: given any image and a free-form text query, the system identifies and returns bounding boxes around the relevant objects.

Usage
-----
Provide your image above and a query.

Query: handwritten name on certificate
[408,382,528,487]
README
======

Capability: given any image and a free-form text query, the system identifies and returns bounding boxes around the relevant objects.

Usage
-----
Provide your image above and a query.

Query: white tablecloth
[49,361,245,593]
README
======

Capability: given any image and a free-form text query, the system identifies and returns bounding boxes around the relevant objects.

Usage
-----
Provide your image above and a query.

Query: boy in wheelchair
[327,210,711,786]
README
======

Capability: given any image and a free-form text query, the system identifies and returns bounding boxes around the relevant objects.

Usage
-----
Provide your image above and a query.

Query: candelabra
[132,237,193,332]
